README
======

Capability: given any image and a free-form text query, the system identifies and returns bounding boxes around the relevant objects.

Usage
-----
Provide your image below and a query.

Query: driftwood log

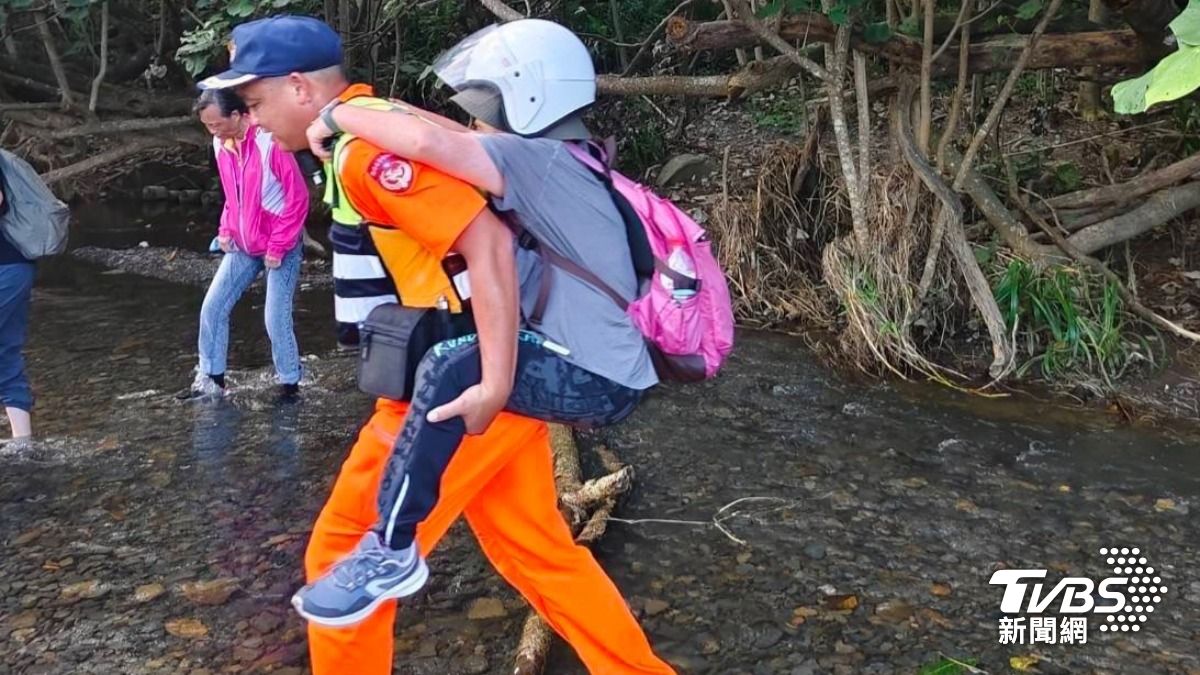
[511,425,633,674]
[666,16,1157,75]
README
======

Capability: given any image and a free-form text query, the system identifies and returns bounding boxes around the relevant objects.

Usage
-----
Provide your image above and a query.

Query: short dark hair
[194,88,248,117]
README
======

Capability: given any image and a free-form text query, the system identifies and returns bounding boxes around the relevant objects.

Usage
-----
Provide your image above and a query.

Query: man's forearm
[456,212,519,400]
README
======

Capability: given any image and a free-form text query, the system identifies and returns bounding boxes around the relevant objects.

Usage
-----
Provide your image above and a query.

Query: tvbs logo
[988,548,1168,644]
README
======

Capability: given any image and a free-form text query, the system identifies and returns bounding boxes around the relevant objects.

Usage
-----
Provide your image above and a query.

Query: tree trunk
[89,1,110,114]
[1076,0,1107,120]
[894,83,1014,379]
[0,7,18,60]
[33,8,75,110]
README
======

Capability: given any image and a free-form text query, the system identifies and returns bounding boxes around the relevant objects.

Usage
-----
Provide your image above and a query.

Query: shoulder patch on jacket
[367,154,414,193]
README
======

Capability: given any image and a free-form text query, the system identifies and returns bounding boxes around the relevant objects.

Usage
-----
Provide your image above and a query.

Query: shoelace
[332,547,391,590]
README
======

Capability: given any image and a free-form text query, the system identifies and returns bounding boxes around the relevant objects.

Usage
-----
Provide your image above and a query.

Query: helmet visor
[432,24,508,91]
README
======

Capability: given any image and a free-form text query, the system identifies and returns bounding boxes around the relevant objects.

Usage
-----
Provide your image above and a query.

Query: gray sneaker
[291,532,428,627]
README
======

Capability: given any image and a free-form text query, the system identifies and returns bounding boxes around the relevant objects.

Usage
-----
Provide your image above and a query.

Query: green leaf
[1169,0,1200,46]
[1144,44,1200,109]
[1015,0,1043,20]
[828,4,849,25]
[897,15,920,36]
[862,22,892,44]
[225,0,255,17]
[918,657,978,675]
[1112,68,1153,115]
[786,0,815,10]
[757,0,783,18]
[1054,162,1082,191]
[272,0,293,7]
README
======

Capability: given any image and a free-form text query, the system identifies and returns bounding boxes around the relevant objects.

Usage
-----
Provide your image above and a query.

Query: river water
[0,203,1197,674]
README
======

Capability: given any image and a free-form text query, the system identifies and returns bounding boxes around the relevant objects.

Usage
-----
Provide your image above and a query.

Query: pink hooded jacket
[214,124,309,260]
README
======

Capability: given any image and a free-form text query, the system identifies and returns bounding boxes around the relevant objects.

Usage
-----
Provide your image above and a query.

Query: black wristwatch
[319,99,342,135]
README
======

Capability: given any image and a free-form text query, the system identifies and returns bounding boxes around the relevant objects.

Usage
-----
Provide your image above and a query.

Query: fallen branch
[895,81,1014,379]
[1045,152,1200,210]
[0,102,61,111]
[1025,196,1200,343]
[732,2,831,82]
[45,115,194,139]
[479,0,523,22]
[1067,182,1200,254]
[942,146,1063,266]
[620,0,697,77]
[598,54,799,99]
[666,16,1149,75]
[39,137,169,184]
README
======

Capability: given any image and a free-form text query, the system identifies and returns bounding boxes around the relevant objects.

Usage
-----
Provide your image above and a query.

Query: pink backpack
[523,140,734,382]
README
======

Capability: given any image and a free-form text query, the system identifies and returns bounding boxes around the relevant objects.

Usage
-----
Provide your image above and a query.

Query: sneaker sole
[291,558,429,628]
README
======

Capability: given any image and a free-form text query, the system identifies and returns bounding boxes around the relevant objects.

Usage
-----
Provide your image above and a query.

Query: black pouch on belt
[357,303,476,401]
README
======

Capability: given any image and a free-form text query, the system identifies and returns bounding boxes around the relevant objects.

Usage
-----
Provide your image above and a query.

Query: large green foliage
[1113,0,1200,114]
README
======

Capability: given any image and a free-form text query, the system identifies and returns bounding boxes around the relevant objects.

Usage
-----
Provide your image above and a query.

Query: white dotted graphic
[1098,547,1167,630]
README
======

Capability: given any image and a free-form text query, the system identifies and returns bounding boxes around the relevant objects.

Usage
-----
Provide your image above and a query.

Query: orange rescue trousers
[304,400,677,674]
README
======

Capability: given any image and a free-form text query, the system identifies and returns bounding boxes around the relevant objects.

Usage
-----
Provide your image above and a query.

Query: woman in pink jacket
[179,88,309,401]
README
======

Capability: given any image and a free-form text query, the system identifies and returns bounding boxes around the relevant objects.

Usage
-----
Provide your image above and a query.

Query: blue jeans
[0,263,34,411]
[198,246,302,384]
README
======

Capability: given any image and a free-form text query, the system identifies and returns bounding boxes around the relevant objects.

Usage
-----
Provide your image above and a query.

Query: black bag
[357,303,476,401]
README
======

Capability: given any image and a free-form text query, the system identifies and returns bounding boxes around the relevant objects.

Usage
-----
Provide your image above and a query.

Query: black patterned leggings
[374,330,643,550]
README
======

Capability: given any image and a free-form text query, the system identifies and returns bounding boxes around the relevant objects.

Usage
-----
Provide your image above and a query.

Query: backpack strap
[502,211,629,325]
[565,141,656,283]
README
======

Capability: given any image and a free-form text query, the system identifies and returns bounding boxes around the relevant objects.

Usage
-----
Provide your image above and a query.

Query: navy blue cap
[198,16,342,90]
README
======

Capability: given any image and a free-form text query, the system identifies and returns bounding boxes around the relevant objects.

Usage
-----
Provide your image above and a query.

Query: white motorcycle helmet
[432,19,596,139]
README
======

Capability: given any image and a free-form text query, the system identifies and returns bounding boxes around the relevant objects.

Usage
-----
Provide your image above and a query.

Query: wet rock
[249,611,282,634]
[643,598,672,614]
[656,154,716,188]
[869,600,914,624]
[930,582,953,597]
[803,543,827,560]
[59,579,111,604]
[164,618,209,639]
[8,610,39,630]
[179,578,239,606]
[841,401,870,417]
[134,583,166,604]
[696,632,721,654]
[462,654,489,674]
[233,645,260,662]
[13,526,47,546]
[753,623,784,649]
[466,597,507,621]
[141,185,169,201]
[790,661,819,675]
